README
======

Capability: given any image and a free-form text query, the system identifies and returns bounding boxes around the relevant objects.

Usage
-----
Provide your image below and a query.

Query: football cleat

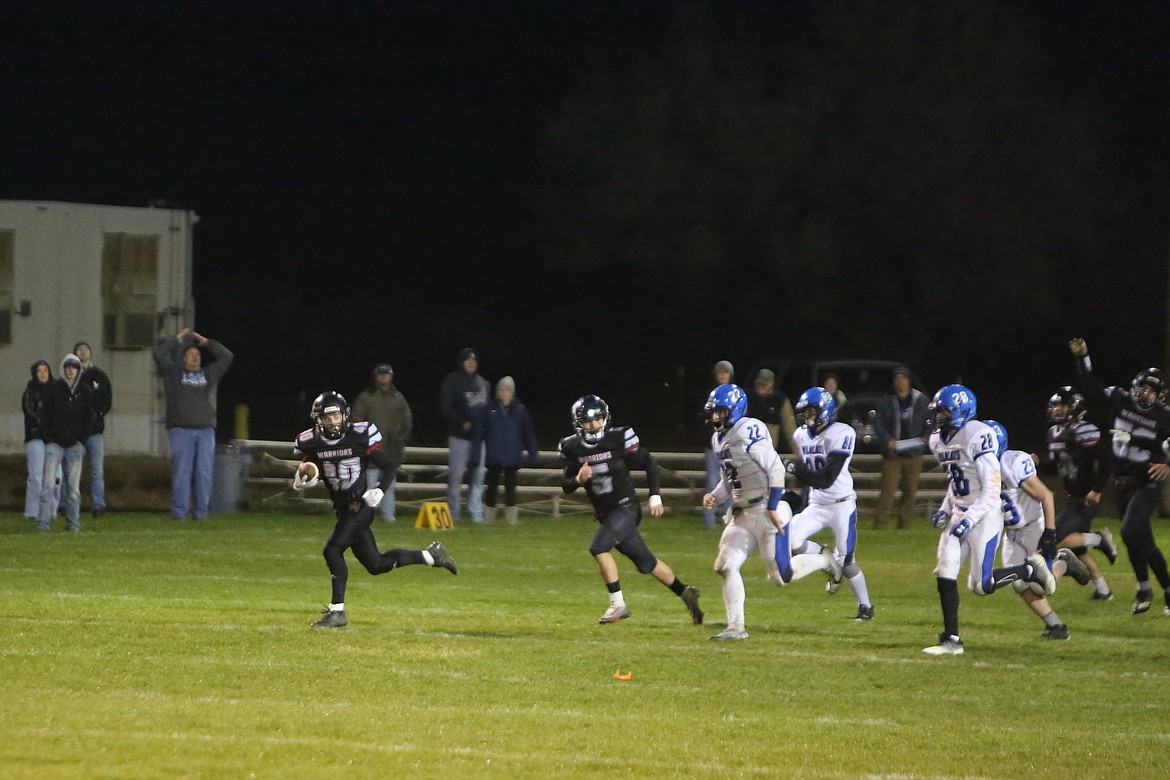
[311,609,347,629]
[854,604,875,621]
[427,541,458,575]
[1057,548,1091,586]
[709,627,749,641]
[1133,589,1153,615]
[1042,623,1070,641]
[1089,590,1114,601]
[922,633,964,656]
[598,604,631,624]
[1097,528,1118,565]
[1026,554,1057,596]
[681,586,704,625]
[823,550,844,593]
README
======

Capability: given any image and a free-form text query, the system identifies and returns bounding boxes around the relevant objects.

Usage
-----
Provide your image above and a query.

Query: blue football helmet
[984,419,1008,458]
[795,387,836,431]
[572,394,610,443]
[929,384,977,434]
[705,384,748,432]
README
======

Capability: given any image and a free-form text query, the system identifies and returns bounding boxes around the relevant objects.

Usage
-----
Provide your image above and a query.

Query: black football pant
[324,504,424,603]
[1117,481,1170,590]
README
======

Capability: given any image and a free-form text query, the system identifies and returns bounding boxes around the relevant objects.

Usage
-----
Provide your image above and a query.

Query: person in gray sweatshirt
[153,328,234,520]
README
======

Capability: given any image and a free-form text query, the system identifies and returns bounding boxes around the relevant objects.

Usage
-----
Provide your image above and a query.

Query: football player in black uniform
[1036,386,1117,600]
[293,391,457,628]
[1071,339,1170,615]
[558,395,703,626]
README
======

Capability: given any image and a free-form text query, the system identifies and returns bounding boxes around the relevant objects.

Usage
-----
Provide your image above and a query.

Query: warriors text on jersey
[559,426,661,514]
[999,449,1041,526]
[1043,420,1109,498]
[928,419,1000,522]
[709,416,785,508]
[294,421,385,513]
[792,421,856,503]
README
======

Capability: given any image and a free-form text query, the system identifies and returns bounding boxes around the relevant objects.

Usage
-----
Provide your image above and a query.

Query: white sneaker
[1026,553,1057,595]
[598,604,630,624]
[922,634,964,655]
[823,550,843,594]
[709,627,749,641]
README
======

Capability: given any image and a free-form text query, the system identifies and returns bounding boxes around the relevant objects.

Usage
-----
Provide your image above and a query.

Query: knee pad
[633,552,657,574]
[842,561,861,579]
[588,540,608,558]
[714,547,747,574]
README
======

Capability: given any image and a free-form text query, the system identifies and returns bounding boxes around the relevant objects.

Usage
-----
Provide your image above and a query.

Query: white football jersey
[928,419,1000,522]
[793,420,855,504]
[999,448,1041,526]
[710,416,785,507]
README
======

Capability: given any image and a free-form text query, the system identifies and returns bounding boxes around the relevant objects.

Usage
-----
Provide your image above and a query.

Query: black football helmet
[1047,386,1086,424]
[572,394,610,443]
[1131,368,1166,409]
[311,391,351,438]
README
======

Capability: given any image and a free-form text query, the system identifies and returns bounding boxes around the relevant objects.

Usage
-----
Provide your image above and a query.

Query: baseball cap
[374,364,394,375]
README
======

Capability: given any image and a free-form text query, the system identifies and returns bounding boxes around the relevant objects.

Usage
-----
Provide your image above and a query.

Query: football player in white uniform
[923,385,1055,655]
[702,385,841,641]
[986,420,1091,641]
[787,387,871,620]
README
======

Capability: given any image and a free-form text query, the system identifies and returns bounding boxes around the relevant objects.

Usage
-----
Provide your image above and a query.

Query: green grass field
[2,510,1167,779]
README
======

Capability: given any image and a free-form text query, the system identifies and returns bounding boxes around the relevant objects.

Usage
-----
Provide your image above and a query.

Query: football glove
[950,518,972,540]
[362,488,384,507]
[1039,528,1057,566]
[1111,429,1131,445]
[292,471,319,491]
[930,509,950,529]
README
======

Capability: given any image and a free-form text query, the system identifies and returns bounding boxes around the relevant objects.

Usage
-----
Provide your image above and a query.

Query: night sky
[3,1,1169,450]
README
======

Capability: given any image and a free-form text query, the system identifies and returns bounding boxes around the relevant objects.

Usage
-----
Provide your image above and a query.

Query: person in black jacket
[73,341,112,518]
[22,360,61,521]
[37,354,95,532]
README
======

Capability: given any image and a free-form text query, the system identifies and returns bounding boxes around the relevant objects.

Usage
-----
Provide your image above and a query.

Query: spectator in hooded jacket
[73,341,112,518]
[37,354,95,532]
[439,347,490,523]
[873,366,930,529]
[352,363,413,523]
[153,328,234,521]
[479,376,539,525]
[22,359,61,521]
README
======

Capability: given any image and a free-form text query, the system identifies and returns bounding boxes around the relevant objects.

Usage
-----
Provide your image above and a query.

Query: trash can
[211,444,253,514]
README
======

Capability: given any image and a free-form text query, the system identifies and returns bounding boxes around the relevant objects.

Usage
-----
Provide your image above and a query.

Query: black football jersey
[294,421,385,513]
[1078,360,1170,482]
[558,425,660,514]
[1044,420,1110,498]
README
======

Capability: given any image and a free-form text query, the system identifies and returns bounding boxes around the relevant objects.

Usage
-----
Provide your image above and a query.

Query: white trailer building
[0,199,198,456]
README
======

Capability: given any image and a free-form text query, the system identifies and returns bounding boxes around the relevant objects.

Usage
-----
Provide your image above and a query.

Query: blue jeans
[84,433,106,510]
[366,467,398,522]
[26,439,61,519]
[168,427,216,519]
[447,436,485,523]
[40,442,85,530]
